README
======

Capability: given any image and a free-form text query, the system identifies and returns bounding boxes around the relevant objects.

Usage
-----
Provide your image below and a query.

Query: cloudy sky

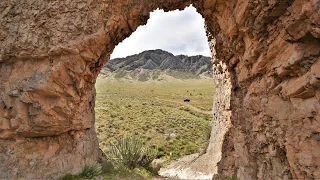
[111,5,211,59]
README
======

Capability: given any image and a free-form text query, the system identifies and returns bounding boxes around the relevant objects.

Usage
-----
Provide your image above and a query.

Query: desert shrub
[101,160,114,174]
[138,148,158,167]
[107,137,157,169]
[110,114,117,118]
[61,174,80,180]
[184,143,199,154]
[60,164,101,180]
[79,164,101,178]
[170,151,180,160]
[155,146,165,158]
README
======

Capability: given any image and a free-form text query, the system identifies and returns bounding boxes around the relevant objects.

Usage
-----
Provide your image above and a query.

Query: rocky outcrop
[0,0,319,179]
[209,1,320,179]
[100,49,212,80]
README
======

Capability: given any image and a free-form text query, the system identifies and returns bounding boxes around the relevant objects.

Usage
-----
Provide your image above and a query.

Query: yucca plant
[106,137,157,169]
[139,148,158,167]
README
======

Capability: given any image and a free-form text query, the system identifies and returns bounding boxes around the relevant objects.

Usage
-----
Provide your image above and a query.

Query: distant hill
[99,49,213,81]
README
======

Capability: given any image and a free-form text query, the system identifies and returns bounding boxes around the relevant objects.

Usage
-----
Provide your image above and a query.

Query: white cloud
[110,5,211,59]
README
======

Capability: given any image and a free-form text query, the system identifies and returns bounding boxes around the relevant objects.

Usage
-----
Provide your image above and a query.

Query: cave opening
[93,5,227,179]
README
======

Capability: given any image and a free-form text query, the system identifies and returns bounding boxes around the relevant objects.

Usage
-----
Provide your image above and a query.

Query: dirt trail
[159,99,212,115]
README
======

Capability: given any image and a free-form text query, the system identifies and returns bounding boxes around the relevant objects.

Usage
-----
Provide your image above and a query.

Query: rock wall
[204,1,320,179]
[0,0,319,179]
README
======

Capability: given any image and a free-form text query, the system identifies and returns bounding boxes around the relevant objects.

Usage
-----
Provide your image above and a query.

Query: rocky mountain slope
[100,49,212,81]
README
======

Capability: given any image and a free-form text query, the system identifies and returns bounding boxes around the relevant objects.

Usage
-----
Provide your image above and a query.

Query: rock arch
[0,0,319,179]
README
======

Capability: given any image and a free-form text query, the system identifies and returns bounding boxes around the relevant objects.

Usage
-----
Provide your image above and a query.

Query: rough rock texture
[210,1,320,179]
[0,0,319,179]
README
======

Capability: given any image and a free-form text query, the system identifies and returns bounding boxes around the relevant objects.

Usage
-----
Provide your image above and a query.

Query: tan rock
[0,0,319,179]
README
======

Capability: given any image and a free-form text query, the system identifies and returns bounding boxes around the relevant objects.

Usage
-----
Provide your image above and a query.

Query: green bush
[101,161,114,174]
[79,164,102,178]
[107,137,157,169]
[139,147,158,167]
[61,174,80,180]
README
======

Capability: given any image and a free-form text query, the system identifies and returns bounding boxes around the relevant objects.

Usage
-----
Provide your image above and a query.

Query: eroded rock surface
[0,0,319,179]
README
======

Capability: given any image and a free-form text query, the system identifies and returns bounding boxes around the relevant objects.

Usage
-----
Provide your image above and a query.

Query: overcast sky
[110,5,211,59]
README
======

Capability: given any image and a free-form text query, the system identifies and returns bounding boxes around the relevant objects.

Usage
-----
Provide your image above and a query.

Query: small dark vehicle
[184,99,190,102]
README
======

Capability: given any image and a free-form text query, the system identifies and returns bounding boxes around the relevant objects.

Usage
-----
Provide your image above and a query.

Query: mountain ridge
[100,49,213,81]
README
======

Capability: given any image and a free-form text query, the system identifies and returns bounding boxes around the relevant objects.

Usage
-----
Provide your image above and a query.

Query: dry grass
[95,78,214,161]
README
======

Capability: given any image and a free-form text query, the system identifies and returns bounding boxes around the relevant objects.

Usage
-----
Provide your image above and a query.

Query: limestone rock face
[0,0,319,179]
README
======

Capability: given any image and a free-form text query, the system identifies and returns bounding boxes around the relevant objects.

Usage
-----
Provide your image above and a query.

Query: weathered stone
[281,73,312,98]
[310,59,320,87]
[0,0,319,179]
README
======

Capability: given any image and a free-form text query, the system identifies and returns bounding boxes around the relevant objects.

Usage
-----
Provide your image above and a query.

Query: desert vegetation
[106,137,157,169]
[92,78,214,178]
[95,79,213,160]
